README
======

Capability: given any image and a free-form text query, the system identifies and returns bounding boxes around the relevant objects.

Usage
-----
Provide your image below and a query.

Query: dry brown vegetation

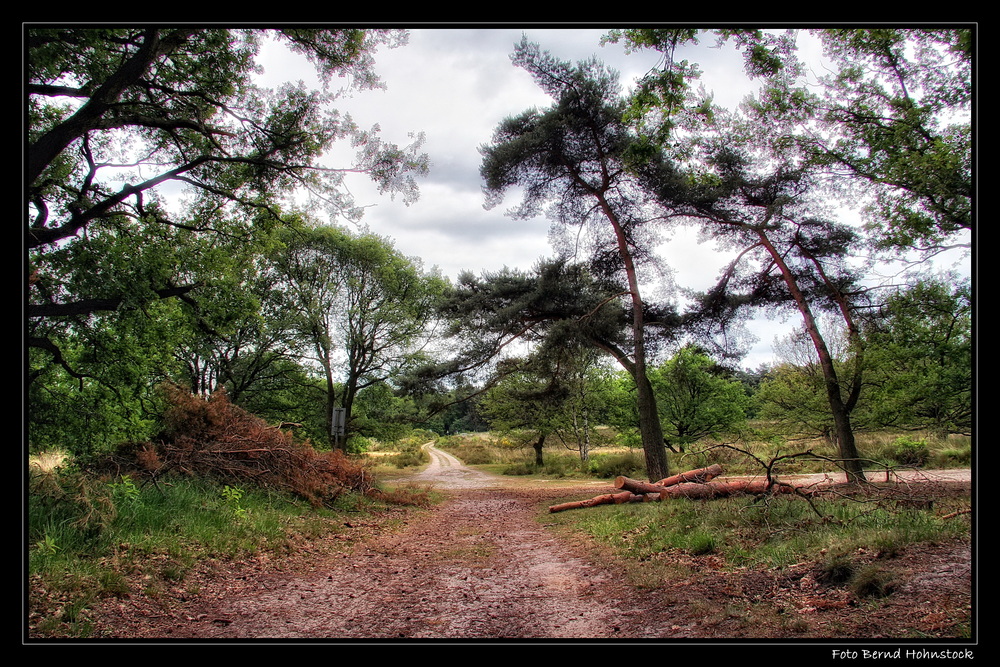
[113,384,375,507]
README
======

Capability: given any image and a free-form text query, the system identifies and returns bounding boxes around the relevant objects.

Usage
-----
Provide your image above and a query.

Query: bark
[592,191,669,481]
[755,229,867,484]
[658,480,817,500]
[534,434,545,466]
[28,283,199,318]
[553,466,830,512]
[653,464,724,487]
[549,491,657,513]
[28,29,197,185]
[614,465,724,493]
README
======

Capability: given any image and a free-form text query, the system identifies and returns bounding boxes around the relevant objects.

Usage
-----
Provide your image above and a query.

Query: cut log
[615,464,724,494]
[548,491,658,513]
[659,479,814,500]
[654,464,724,487]
[614,477,672,494]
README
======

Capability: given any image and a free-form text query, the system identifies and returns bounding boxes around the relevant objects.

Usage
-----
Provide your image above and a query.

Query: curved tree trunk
[594,192,670,481]
[755,230,866,483]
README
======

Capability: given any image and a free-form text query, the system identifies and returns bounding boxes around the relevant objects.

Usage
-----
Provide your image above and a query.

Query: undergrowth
[431,429,970,482]
[547,485,971,581]
[26,386,436,639]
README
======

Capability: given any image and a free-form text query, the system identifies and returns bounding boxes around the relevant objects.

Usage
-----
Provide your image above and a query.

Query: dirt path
[150,445,637,639]
[95,449,972,640]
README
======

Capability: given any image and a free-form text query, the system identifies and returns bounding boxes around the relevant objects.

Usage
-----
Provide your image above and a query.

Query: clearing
[90,444,972,640]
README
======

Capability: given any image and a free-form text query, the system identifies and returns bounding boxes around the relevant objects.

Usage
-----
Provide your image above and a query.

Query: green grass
[434,428,971,484]
[546,489,969,578]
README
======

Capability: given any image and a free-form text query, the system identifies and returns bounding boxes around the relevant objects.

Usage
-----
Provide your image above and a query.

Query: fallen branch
[551,464,836,513]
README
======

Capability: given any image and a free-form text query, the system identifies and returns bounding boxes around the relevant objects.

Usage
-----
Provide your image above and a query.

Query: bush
[890,437,930,467]
[502,461,536,476]
[588,451,645,479]
[931,445,972,467]
[451,444,496,465]
[345,435,375,454]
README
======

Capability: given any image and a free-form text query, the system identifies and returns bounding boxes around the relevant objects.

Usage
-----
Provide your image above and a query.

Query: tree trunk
[594,192,669,482]
[549,491,657,513]
[534,433,545,466]
[659,479,813,499]
[755,230,866,484]
[550,476,825,512]
[615,465,724,493]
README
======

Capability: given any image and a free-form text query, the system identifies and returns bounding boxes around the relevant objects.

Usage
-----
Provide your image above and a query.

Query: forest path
[94,450,971,640]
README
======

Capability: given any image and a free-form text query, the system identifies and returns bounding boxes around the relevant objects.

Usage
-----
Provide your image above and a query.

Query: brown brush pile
[131,384,374,507]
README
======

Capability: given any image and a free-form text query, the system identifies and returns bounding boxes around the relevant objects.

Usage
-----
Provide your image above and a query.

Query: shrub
[931,446,972,467]
[541,458,570,478]
[890,437,930,467]
[451,444,496,465]
[502,461,536,476]
[391,450,427,469]
[588,451,645,479]
[345,435,374,454]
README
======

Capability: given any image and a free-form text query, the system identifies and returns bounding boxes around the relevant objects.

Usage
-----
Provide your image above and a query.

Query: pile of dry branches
[136,384,373,506]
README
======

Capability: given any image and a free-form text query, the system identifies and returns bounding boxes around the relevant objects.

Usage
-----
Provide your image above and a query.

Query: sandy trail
[95,449,971,640]
[161,444,639,639]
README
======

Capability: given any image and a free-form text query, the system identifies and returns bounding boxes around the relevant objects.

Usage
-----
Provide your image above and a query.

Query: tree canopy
[27,28,429,452]
[607,27,972,254]
[479,39,681,480]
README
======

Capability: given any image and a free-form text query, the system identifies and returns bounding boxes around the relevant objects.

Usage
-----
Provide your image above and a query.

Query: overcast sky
[255,27,971,370]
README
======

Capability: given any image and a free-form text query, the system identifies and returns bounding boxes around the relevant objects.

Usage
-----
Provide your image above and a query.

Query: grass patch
[850,565,898,598]
[546,485,969,581]
[27,459,422,639]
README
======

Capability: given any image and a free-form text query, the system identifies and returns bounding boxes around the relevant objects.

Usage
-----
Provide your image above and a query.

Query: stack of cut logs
[548,464,823,513]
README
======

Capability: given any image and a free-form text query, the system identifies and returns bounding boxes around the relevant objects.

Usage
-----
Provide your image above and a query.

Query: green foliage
[479,39,677,480]
[28,28,427,458]
[437,436,499,465]
[649,347,750,451]
[266,223,445,448]
[863,278,971,434]
[931,445,971,467]
[28,442,435,638]
[587,451,645,479]
[889,437,930,467]
[554,490,966,582]
[107,476,141,504]
[502,461,537,476]
[756,277,971,441]
[611,28,971,251]
[34,534,61,556]
[812,29,971,250]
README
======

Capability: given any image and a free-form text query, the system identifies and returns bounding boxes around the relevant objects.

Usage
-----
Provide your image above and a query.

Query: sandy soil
[89,446,972,641]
